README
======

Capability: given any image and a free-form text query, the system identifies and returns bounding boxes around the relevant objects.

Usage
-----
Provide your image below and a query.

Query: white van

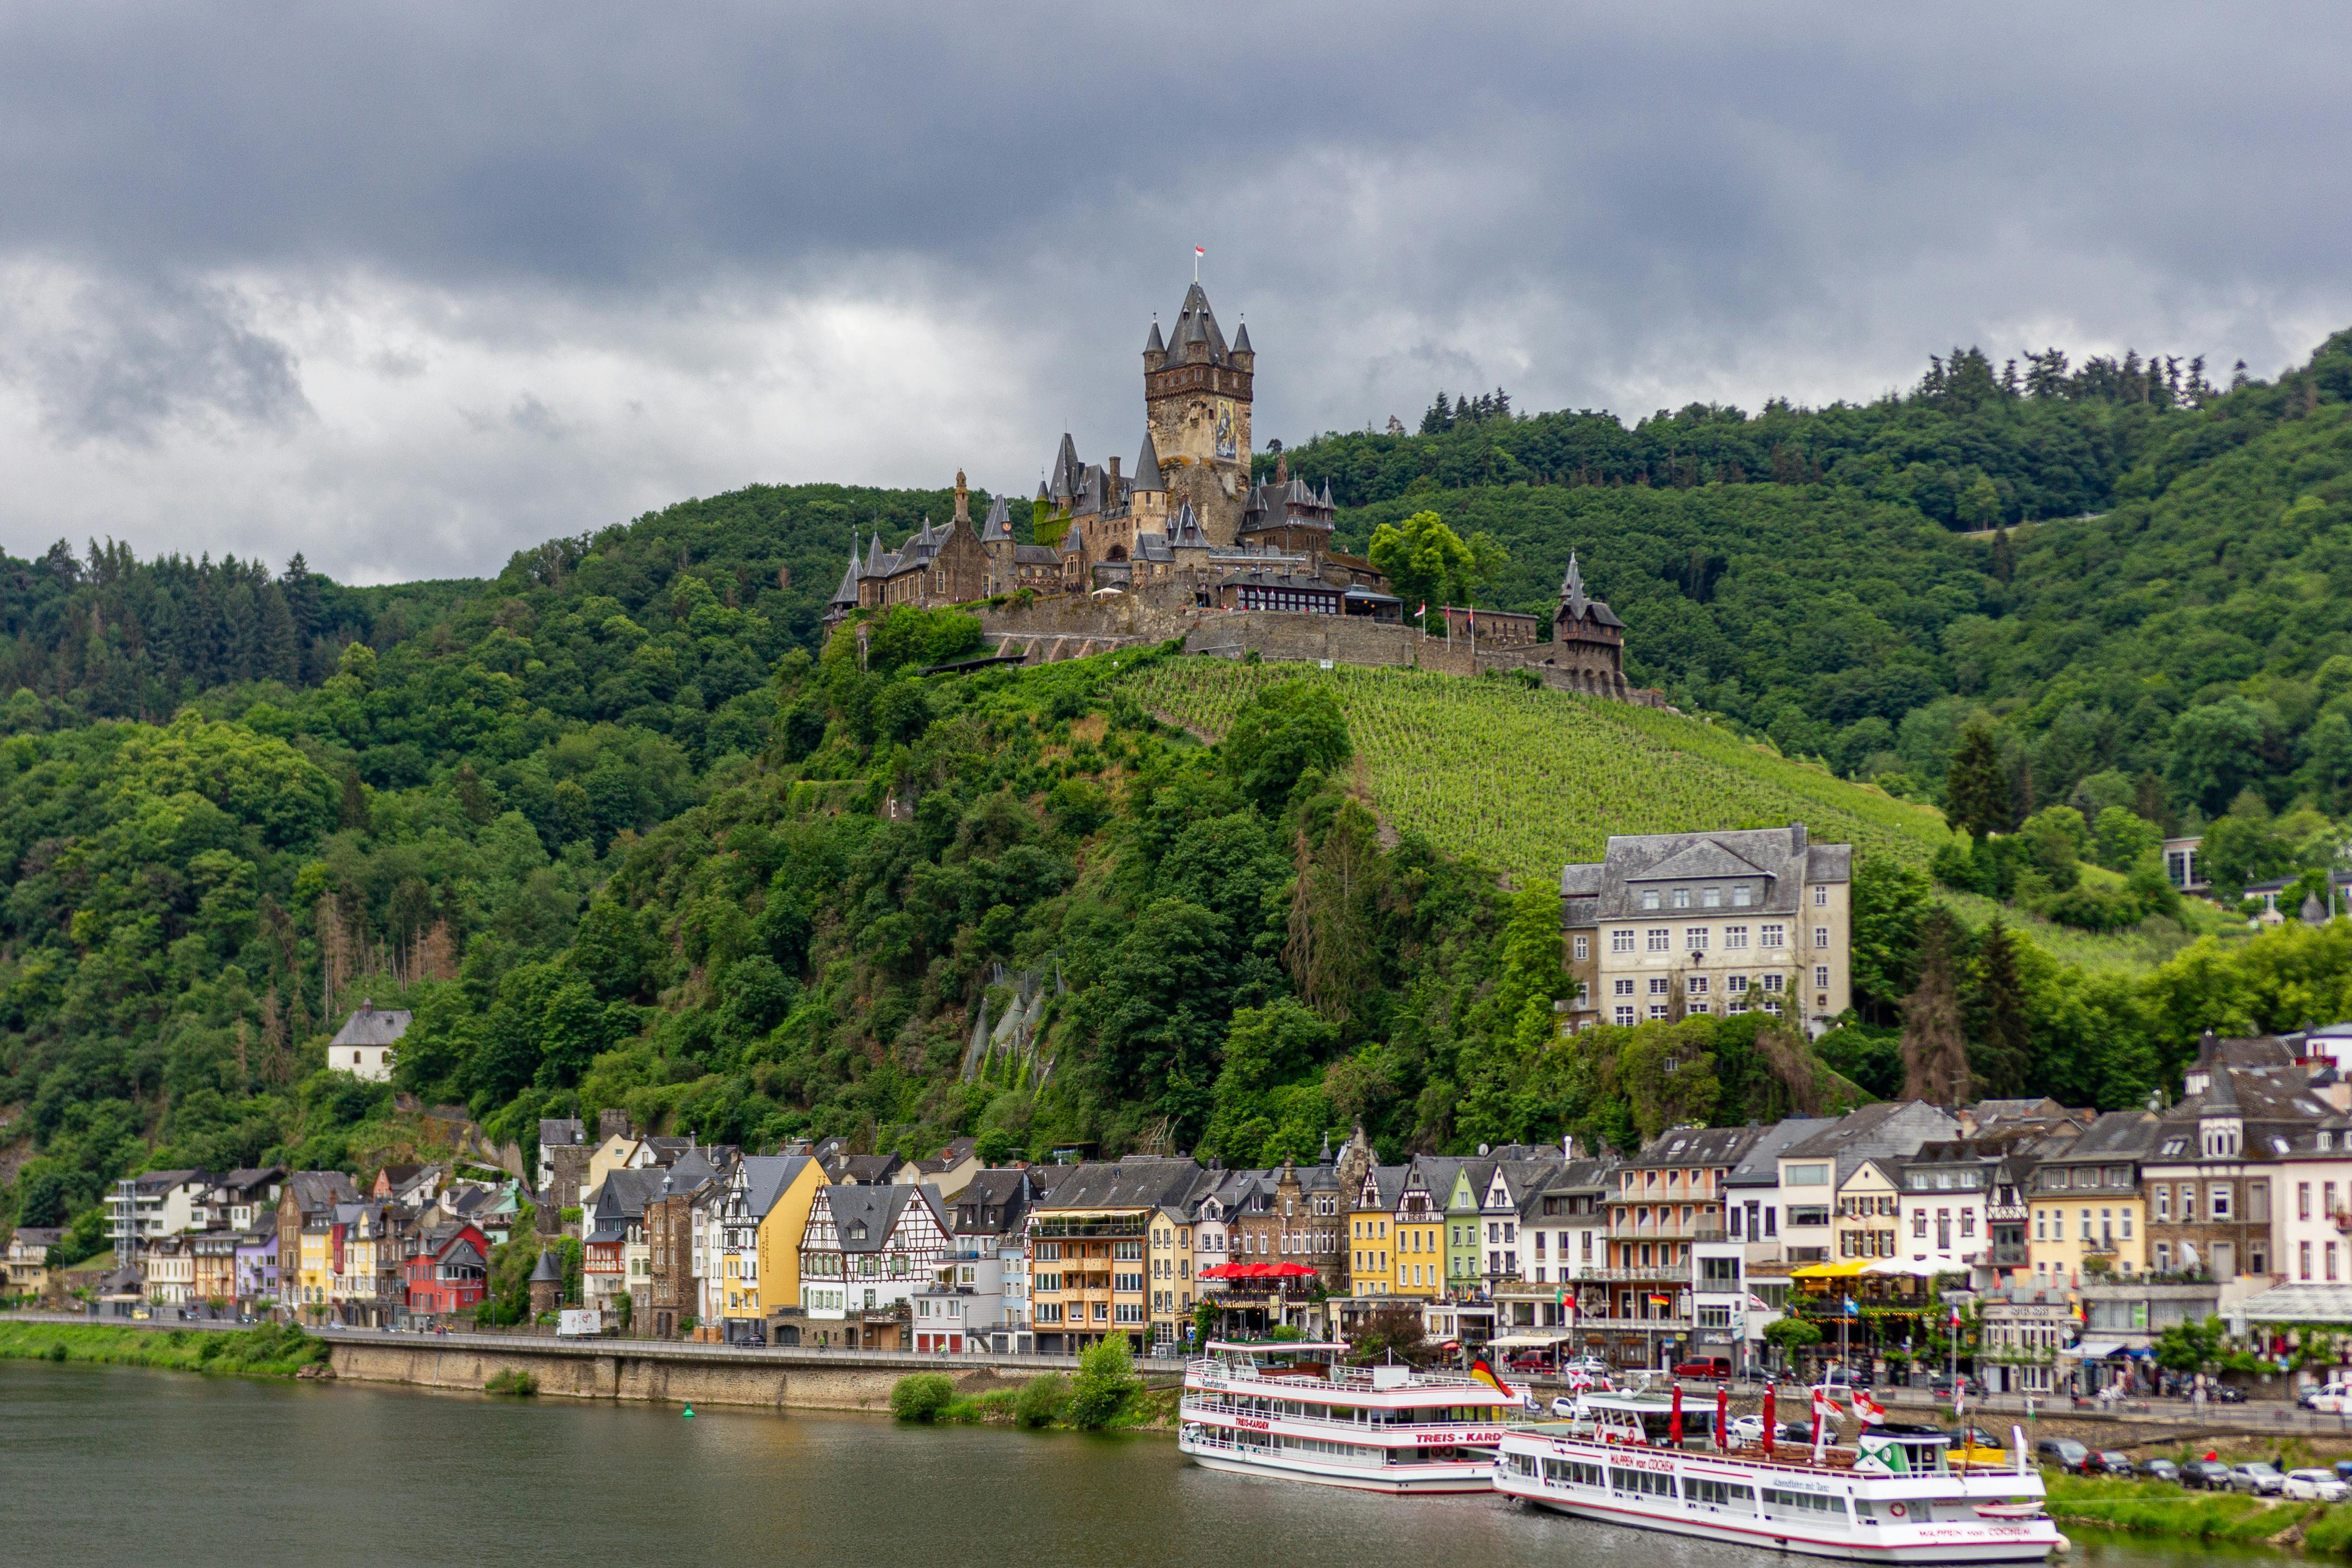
[2301,1379,2352,1413]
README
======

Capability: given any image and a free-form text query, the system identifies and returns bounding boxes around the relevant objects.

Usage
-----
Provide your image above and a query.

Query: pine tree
[1899,910,1971,1105]
[1421,391,1452,435]
[1970,918,2031,1097]
[1989,526,2016,584]
[1943,724,2013,839]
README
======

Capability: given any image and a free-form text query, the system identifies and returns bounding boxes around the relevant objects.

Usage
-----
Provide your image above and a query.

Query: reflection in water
[0,1361,2235,1568]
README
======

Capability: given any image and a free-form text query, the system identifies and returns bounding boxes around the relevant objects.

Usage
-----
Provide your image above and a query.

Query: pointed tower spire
[1233,317,1252,354]
[1049,433,1081,503]
[1132,431,1164,491]
[952,468,969,525]
[979,494,1013,543]
[1145,317,1165,354]
[1559,549,1588,613]
[828,531,864,608]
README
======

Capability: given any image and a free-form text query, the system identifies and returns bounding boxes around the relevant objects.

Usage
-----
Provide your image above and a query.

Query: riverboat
[1178,1340,1519,1493]
[1494,1392,2058,1564]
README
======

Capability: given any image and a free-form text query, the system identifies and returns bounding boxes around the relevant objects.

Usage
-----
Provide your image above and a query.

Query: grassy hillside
[1119,657,1948,883]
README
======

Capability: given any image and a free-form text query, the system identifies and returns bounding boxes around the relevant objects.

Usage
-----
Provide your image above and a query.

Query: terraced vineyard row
[1119,658,1949,883]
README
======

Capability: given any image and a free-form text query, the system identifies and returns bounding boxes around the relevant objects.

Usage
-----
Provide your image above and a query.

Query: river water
[0,1361,2271,1568]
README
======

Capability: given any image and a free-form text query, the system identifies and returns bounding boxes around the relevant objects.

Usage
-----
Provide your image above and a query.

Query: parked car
[1779,1419,1817,1444]
[2091,1451,2136,1477]
[1927,1373,1984,1399]
[1727,1413,1767,1445]
[1946,1426,2009,1468]
[1551,1395,1579,1418]
[2181,1459,2233,1490]
[1818,1365,1874,1389]
[2210,1383,2247,1404]
[1674,1357,1734,1380]
[2141,1457,2181,1483]
[2302,1380,2352,1413]
[2230,1462,2285,1496]
[1560,1355,1612,1376]
[2035,1438,2091,1474]
[2286,1469,2350,1502]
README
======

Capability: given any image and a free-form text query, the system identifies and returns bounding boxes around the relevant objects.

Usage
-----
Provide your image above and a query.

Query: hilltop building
[1560,824,1853,1039]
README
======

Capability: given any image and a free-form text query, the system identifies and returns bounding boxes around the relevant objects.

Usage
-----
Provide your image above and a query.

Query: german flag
[1469,1356,1518,1400]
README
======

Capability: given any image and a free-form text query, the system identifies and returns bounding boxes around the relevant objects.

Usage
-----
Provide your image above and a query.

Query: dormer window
[1701,887,1722,909]
[1732,885,1753,908]
[1672,888,1692,910]
[2324,1133,2337,1152]
[1642,889,1661,910]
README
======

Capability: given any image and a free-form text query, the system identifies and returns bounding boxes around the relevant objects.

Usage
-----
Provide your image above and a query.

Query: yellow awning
[1788,1261,1870,1279]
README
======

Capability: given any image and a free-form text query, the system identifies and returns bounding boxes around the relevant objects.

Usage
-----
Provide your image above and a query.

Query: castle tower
[1129,431,1169,536]
[824,531,864,637]
[1552,551,1628,695]
[1144,284,1252,547]
[979,494,1016,596]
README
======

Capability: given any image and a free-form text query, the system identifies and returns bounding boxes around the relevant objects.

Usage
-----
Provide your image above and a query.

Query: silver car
[2231,1462,2285,1496]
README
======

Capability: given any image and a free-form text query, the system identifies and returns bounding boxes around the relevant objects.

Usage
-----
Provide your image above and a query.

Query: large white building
[1561,824,1853,1039]
[327,1001,410,1081]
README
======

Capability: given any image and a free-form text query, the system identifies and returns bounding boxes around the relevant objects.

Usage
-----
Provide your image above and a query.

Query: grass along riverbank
[0,1320,329,1378]
[2045,1474,2352,1553]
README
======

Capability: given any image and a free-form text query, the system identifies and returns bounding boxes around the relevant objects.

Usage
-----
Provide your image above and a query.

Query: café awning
[1490,1329,1572,1347]
[1200,1262,1319,1280]
[1789,1261,1870,1280]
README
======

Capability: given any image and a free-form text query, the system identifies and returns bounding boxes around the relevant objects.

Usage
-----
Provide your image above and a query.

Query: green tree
[1365,511,1505,619]
[1066,1335,1140,1429]
[2153,1315,2226,1374]
[1764,1316,1822,1368]
[1014,1372,1070,1428]
[1220,682,1351,813]
[1970,920,2031,1097]
[1943,724,2013,840]
[890,1372,956,1422]
[1349,1303,1430,1366]
[2090,806,2163,872]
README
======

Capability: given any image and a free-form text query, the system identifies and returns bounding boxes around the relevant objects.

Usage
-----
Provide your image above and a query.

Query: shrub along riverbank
[2046,1472,2352,1555]
[0,1320,329,1378]
[889,1338,1177,1432]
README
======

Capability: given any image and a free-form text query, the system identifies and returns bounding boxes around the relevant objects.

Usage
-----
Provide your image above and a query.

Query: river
[0,1360,2272,1567]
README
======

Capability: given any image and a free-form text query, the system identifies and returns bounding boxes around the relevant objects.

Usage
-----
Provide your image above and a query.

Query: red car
[1674,1357,1733,1379]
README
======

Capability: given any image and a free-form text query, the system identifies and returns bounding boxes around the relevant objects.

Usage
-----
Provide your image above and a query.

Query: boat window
[1683,1477,1756,1512]
[1762,1487,1848,1520]
[1608,1467,1679,1499]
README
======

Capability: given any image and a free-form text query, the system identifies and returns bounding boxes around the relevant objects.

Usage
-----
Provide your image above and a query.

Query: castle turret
[1144,282,1252,548]
[824,532,865,635]
[1552,551,1628,695]
[1143,316,1166,375]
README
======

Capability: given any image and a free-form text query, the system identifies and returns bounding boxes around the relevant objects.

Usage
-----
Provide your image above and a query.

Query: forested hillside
[6,329,2352,1262]
[1296,330,2352,828]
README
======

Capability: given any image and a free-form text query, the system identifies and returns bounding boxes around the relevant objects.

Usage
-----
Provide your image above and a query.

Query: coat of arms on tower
[1213,397,1237,460]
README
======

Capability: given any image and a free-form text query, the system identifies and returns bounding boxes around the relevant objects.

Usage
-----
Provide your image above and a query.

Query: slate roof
[1050,434,1082,503]
[2035,1109,2161,1165]
[1167,501,1210,549]
[1167,282,1233,367]
[1726,1117,1841,1187]
[285,1171,361,1214]
[1133,433,1164,491]
[1782,1102,1963,1185]
[825,1183,943,1253]
[830,539,865,606]
[1012,544,1060,567]
[979,496,1014,543]
[1630,1124,1764,1171]
[736,1155,815,1220]
[1144,318,1165,354]
[331,1003,410,1047]
[529,1249,564,1283]
[1033,1157,1213,1212]
[1557,552,1623,627]
[1559,824,1850,918]
[541,1118,587,1149]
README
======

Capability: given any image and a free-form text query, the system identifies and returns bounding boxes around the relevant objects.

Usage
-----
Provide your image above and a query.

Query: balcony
[1990,1244,2029,1267]
[1033,1217,1148,1239]
[1605,1222,1727,1243]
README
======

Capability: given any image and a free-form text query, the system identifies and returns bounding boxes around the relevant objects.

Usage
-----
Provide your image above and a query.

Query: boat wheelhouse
[1495,1393,2058,1564]
[1178,1340,1519,1493]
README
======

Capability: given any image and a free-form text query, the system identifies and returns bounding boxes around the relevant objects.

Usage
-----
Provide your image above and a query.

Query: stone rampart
[976,592,1668,705]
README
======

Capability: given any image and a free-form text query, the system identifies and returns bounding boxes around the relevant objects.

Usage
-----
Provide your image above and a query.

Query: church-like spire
[865,531,889,574]
[1560,549,1587,609]
[1233,317,1252,354]
[1144,317,1165,354]
[1049,433,1081,503]
[828,532,864,607]
[1133,431,1164,491]
[1169,281,1231,365]
[979,494,1013,543]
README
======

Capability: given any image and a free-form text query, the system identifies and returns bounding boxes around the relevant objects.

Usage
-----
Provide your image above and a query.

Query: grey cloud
[1,272,310,446]
[0,2,2348,579]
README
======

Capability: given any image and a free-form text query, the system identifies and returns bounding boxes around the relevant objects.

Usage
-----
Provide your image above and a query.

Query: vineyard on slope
[1117,658,1950,883]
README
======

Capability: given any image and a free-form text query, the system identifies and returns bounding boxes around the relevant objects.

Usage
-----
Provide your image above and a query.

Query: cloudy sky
[2,3,2345,584]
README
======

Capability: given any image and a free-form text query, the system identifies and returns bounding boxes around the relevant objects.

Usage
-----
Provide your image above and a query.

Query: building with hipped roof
[327,999,409,1081]
[711,1153,825,1345]
[2022,1110,2160,1286]
[1561,823,1853,1039]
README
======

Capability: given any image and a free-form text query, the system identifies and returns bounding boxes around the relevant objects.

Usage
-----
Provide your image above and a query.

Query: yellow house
[718,1153,825,1332]
[298,1224,333,1318]
[1148,1205,1198,1350]
[1389,1162,1447,1299]
[583,1133,645,1209]
[1349,1165,1408,1295]
[2027,1110,2155,1285]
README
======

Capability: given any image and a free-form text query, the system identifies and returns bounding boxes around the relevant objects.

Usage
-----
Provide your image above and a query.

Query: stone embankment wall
[324,1331,1178,1412]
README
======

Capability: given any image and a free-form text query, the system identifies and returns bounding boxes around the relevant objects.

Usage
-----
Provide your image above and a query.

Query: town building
[2024,1110,2159,1285]
[6,1227,60,1299]
[797,1183,951,1348]
[1026,1158,1210,1354]
[711,1153,824,1344]
[327,1000,409,1081]
[404,1222,490,1323]
[2140,1053,2334,1282]
[1560,823,1853,1038]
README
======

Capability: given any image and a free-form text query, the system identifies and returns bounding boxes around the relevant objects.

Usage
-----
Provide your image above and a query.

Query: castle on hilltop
[822,281,1649,703]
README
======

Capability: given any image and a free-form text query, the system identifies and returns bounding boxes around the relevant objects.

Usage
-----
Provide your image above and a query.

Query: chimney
[1790,822,1808,854]
[1108,454,1121,490]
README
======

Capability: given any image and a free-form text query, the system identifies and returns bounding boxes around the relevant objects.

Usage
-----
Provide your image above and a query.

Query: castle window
[1723,924,1749,949]
[1611,930,1634,955]
[1646,928,1670,953]
[1672,888,1692,910]
[1732,885,1753,907]
[1701,887,1722,908]
[1641,889,1661,911]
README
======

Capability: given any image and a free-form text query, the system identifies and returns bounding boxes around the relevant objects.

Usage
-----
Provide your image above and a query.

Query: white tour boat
[1494,1390,2059,1564]
[1178,1340,1520,1493]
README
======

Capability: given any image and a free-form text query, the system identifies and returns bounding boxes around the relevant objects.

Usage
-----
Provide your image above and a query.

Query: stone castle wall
[975,592,1668,708]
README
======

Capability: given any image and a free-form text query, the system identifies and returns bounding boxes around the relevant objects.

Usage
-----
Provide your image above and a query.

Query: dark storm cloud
[0,2,2345,578]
